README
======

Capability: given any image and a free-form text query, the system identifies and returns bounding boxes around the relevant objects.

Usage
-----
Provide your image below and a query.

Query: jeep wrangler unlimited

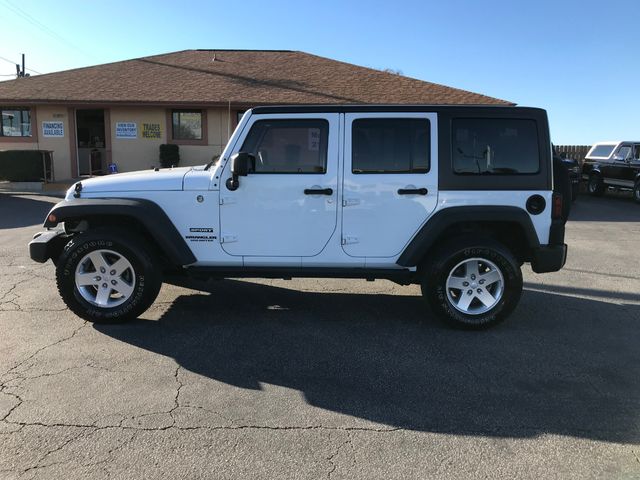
[29,106,568,329]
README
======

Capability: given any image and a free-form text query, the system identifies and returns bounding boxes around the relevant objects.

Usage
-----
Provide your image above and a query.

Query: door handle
[398,188,428,195]
[304,188,333,195]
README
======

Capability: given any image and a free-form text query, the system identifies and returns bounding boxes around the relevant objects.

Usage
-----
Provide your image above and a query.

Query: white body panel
[72,167,191,192]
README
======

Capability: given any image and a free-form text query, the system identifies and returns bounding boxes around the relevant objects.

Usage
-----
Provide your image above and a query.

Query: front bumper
[29,230,68,263]
[531,244,567,273]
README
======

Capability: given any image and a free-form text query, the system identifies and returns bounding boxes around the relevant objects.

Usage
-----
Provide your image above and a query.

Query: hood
[68,167,193,196]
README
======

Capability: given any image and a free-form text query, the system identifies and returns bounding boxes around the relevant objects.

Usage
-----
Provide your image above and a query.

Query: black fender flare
[396,206,541,267]
[44,198,196,266]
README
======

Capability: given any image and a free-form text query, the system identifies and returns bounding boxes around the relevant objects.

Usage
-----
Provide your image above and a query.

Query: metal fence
[555,145,591,165]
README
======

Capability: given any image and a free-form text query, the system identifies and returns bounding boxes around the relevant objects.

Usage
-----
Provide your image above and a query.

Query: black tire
[421,238,523,330]
[56,228,162,323]
[633,180,640,205]
[587,174,605,197]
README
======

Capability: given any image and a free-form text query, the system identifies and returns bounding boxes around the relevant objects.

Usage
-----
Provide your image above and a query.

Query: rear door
[341,113,438,257]
[219,113,339,257]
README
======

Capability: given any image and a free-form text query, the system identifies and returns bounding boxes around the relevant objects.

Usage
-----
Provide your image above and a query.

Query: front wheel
[633,180,640,204]
[56,229,162,323]
[587,174,605,197]
[422,238,523,329]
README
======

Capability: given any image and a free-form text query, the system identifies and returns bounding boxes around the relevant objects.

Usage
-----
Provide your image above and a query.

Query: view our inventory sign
[42,121,64,137]
[115,122,137,139]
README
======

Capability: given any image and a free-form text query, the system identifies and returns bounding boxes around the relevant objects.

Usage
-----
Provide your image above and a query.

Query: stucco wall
[37,106,72,180]
[109,107,165,172]
[109,107,232,172]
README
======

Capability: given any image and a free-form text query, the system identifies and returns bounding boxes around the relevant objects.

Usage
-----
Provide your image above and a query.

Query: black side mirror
[226,152,255,190]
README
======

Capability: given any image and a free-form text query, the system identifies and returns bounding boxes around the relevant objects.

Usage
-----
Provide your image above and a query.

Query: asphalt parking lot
[1,192,639,479]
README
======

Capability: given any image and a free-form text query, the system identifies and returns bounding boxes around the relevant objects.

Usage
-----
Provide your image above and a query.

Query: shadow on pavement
[95,279,640,444]
[0,193,56,229]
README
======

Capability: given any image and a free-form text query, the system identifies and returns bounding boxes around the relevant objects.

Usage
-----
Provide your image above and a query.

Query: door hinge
[341,236,359,245]
[342,198,360,207]
[221,235,237,244]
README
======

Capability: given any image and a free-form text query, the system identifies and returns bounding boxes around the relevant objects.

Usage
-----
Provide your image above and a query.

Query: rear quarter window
[588,145,616,158]
[452,119,540,175]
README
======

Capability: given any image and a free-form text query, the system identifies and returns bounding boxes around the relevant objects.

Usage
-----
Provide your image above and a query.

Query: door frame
[71,107,111,178]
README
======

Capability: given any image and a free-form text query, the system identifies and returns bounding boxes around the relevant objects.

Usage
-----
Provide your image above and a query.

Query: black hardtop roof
[250,104,546,115]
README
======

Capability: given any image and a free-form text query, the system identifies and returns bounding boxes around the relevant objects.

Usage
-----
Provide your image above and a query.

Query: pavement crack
[1,321,87,382]
[19,427,92,477]
[168,364,184,427]
[327,434,352,479]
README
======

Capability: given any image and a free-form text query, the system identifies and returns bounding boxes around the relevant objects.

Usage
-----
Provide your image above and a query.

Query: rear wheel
[587,174,605,196]
[421,238,522,329]
[56,229,162,323]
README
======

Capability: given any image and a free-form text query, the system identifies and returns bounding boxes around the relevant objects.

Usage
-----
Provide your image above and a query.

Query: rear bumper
[29,230,68,263]
[531,244,567,273]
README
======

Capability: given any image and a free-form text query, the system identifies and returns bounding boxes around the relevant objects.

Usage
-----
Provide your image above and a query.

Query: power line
[0,53,42,75]
[0,0,90,58]
[0,54,17,66]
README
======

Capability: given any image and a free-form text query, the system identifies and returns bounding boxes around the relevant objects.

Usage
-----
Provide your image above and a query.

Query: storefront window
[1,108,31,137]
[172,110,202,140]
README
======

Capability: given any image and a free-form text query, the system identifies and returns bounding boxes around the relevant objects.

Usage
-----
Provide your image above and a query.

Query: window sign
[42,121,64,137]
[308,128,320,151]
[115,122,137,139]
[142,123,162,139]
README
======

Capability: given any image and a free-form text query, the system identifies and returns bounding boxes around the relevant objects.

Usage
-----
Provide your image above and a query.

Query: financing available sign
[115,122,137,139]
[42,121,64,137]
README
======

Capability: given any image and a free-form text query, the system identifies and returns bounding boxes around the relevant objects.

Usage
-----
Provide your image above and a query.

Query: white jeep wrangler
[30,105,568,329]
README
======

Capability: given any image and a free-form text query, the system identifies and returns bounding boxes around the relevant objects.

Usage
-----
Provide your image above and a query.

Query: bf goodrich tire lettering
[422,239,523,329]
[56,229,161,323]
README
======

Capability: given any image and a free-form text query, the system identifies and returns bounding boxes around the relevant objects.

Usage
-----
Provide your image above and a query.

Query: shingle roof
[0,49,512,106]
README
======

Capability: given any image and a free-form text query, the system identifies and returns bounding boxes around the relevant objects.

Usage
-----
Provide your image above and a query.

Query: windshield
[589,144,616,158]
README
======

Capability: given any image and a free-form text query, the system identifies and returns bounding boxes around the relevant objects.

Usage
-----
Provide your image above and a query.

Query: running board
[183,266,415,284]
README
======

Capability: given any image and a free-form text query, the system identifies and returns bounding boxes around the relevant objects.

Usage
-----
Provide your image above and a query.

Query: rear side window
[241,119,328,173]
[589,144,616,158]
[452,119,540,175]
[352,118,430,174]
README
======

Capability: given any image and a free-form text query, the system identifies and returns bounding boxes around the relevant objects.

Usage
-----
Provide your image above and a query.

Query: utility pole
[16,54,29,78]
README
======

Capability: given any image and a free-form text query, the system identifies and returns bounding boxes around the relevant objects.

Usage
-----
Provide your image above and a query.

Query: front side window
[615,145,632,161]
[172,110,202,140]
[352,118,430,174]
[240,119,328,173]
[452,118,539,175]
[1,108,31,137]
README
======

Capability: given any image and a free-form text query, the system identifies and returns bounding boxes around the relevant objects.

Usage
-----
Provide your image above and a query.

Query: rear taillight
[552,192,563,219]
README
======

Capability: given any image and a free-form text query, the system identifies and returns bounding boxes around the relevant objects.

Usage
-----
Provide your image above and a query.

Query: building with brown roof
[0,49,511,179]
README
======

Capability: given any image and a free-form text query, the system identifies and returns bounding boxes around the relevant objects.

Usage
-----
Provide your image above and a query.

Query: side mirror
[226,152,255,191]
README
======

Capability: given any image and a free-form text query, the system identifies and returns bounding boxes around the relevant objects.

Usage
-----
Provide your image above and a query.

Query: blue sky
[0,0,637,144]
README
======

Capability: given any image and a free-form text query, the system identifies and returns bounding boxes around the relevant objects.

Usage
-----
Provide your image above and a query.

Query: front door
[605,143,634,187]
[75,109,107,176]
[342,113,438,257]
[219,113,339,257]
